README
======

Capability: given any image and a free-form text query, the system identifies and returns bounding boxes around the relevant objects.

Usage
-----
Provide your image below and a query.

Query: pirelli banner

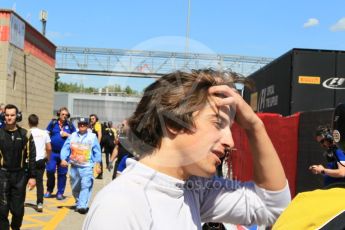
[291,50,337,114]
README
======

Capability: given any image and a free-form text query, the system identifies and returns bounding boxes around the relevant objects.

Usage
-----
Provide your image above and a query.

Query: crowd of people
[0,103,128,229]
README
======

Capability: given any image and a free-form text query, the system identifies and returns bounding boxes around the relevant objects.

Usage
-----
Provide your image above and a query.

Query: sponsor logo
[257,85,278,111]
[322,78,345,89]
[298,76,320,84]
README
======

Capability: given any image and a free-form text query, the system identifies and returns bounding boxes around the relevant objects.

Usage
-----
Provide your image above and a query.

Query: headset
[0,104,22,122]
[56,107,70,118]
[316,126,334,143]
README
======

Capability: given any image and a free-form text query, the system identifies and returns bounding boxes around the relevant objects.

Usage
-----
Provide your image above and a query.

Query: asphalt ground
[21,161,114,230]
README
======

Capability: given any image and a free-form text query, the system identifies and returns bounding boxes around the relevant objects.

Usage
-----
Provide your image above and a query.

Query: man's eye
[214,121,223,129]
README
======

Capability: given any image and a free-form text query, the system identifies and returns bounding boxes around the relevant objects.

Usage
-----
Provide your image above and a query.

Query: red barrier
[230,113,300,197]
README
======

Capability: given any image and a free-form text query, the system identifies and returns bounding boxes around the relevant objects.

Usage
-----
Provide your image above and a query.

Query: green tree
[55,73,60,91]
[55,80,140,95]
[124,86,134,95]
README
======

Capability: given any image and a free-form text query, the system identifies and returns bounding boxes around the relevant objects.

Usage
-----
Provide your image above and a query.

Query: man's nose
[221,127,234,150]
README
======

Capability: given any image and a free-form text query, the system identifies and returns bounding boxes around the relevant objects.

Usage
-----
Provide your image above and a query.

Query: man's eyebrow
[209,113,229,123]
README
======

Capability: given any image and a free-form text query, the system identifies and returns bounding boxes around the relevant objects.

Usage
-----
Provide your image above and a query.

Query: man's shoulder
[95,177,148,204]
[85,178,151,229]
[48,118,58,125]
[88,132,98,142]
[17,126,28,135]
[95,122,101,130]
[31,127,47,133]
[335,148,345,160]
[83,132,96,139]
[16,126,31,140]
[46,119,58,129]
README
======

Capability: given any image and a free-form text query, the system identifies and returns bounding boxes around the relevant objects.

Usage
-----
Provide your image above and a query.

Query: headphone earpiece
[325,133,333,142]
[320,128,334,142]
[16,111,22,122]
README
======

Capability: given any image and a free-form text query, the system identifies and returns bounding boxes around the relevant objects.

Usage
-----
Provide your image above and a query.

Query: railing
[56,46,273,78]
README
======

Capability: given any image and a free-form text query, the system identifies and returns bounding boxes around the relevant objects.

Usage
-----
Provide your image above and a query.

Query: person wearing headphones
[0,104,36,230]
[45,107,76,200]
[309,125,345,187]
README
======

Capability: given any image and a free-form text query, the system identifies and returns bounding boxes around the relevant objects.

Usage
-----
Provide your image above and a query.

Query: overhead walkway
[56,46,273,78]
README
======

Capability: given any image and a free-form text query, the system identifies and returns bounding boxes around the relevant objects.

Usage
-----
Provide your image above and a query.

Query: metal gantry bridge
[55,46,273,78]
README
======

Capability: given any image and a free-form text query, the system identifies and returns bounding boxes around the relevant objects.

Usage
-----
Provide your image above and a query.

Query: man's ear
[166,125,181,135]
[166,125,195,135]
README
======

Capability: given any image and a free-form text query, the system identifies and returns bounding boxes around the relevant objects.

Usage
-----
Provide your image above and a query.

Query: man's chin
[198,169,217,178]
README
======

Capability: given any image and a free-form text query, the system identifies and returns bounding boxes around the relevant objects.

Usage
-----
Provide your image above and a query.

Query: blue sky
[2,0,345,91]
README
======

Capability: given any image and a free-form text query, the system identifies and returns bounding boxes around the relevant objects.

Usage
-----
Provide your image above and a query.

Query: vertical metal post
[185,0,191,56]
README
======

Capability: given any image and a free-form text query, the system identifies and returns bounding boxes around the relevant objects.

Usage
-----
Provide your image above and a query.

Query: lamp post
[185,0,191,55]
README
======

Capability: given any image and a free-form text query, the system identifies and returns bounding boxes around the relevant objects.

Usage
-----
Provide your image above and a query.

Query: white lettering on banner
[267,85,275,96]
[258,85,279,111]
[265,95,278,107]
[322,78,345,89]
[259,88,266,111]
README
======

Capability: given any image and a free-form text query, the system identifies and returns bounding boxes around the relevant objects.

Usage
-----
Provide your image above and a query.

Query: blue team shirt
[324,148,345,186]
[47,120,76,153]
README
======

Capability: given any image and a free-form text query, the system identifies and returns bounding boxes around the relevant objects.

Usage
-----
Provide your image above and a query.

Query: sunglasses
[78,123,88,126]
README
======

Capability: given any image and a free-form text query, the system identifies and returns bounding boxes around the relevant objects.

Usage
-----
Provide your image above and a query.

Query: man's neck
[5,124,17,131]
[140,150,189,181]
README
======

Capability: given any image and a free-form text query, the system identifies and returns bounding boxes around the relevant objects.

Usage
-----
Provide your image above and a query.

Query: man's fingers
[208,85,239,97]
[210,96,236,107]
[208,85,237,107]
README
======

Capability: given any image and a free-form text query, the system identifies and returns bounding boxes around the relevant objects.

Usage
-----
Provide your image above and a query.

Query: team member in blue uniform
[309,126,345,187]
[45,107,76,200]
[60,117,101,214]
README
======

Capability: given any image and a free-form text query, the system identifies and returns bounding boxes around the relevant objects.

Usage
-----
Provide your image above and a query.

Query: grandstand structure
[55,46,273,78]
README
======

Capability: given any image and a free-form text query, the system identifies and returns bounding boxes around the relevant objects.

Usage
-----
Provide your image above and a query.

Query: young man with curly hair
[84,69,291,229]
